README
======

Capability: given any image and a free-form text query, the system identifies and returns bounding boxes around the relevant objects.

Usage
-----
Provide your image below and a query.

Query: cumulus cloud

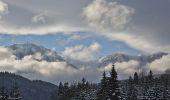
[99,54,170,78]
[83,0,157,53]
[0,0,8,19]
[83,0,170,53]
[148,54,170,74]
[101,60,140,77]
[83,0,134,31]
[83,0,158,53]
[63,42,102,61]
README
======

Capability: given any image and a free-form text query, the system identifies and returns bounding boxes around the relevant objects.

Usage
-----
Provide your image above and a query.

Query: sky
[0,0,170,84]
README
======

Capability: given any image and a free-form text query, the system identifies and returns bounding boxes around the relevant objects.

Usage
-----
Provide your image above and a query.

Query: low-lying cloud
[100,54,170,78]
[0,46,102,83]
[0,46,170,83]
[0,46,76,76]
[101,60,140,77]
[148,54,170,74]
[63,42,102,61]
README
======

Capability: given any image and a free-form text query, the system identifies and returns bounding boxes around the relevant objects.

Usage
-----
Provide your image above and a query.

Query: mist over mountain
[7,43,168,69]
[0,43,168,83]
[8,43,64,62]
[7,43,77,69]
[98,52,168,68]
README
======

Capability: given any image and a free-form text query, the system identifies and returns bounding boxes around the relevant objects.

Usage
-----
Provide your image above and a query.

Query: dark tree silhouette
[148,70,153,81]
[109,64,120,100]
[57,82,64,100]
[96,71,109,100]
[134,72,139,84]
[127,76,137,100]
[0,87,8,100]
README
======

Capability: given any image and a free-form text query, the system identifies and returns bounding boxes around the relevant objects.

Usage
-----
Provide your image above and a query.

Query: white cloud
[103,32,168,53]
[99,54,170,77]
[0,0,169,54]
[63,42,102,61]
[115,60,140,75]
[101,60,140,77]
[83,0,134,31]
[0,24,85,35]
[83,0,170,53]
[0,0,8,19]
[0,0,91,35]
[83,0,156,53]
[0,46,77,76]
[148,54,170,74]
[0,46,102,83]
[32,12,47,23]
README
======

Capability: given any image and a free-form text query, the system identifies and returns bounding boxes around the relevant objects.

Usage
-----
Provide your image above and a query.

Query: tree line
[52,64,170,100]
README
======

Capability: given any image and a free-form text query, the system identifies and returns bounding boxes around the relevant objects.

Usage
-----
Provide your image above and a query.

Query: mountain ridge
[98,52,168,67]
[7,43,77,69]
[6,43,169,70]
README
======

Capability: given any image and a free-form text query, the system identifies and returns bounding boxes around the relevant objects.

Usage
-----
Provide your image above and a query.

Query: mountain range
[0,43,169,100]
[98,52,168,68]
[6,43,169,70]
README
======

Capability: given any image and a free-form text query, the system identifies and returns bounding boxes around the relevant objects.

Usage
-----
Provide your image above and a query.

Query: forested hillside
[0,72,57,100]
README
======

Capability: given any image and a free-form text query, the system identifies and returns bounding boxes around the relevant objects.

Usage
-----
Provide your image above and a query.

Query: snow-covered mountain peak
[8,43,64,62]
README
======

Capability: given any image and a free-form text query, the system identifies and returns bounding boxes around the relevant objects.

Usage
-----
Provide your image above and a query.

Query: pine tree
[148,70,153,84]
[134,72,138,84]
[57,82,64,100]
[82,78,86,85]
[63,82,69,92]
[109,64,120,100]
[148,70,153,80]
[96,71,109,100]
[82,78,86,90]
[58,82,71,100]
[127,76,137,100]
[0,86,8,100]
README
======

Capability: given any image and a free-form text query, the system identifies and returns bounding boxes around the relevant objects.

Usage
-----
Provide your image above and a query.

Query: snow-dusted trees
[55,78,98,100]
[127,76,137,100]
[134,72,138,84]
[53,69,170,100]
[109,65,120,100]
[0,87,8,100]
[0,84,21,100]
[96,71,109,100]
[57,82,64,100]
[8,84,22,100]
[96,64,120,100]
